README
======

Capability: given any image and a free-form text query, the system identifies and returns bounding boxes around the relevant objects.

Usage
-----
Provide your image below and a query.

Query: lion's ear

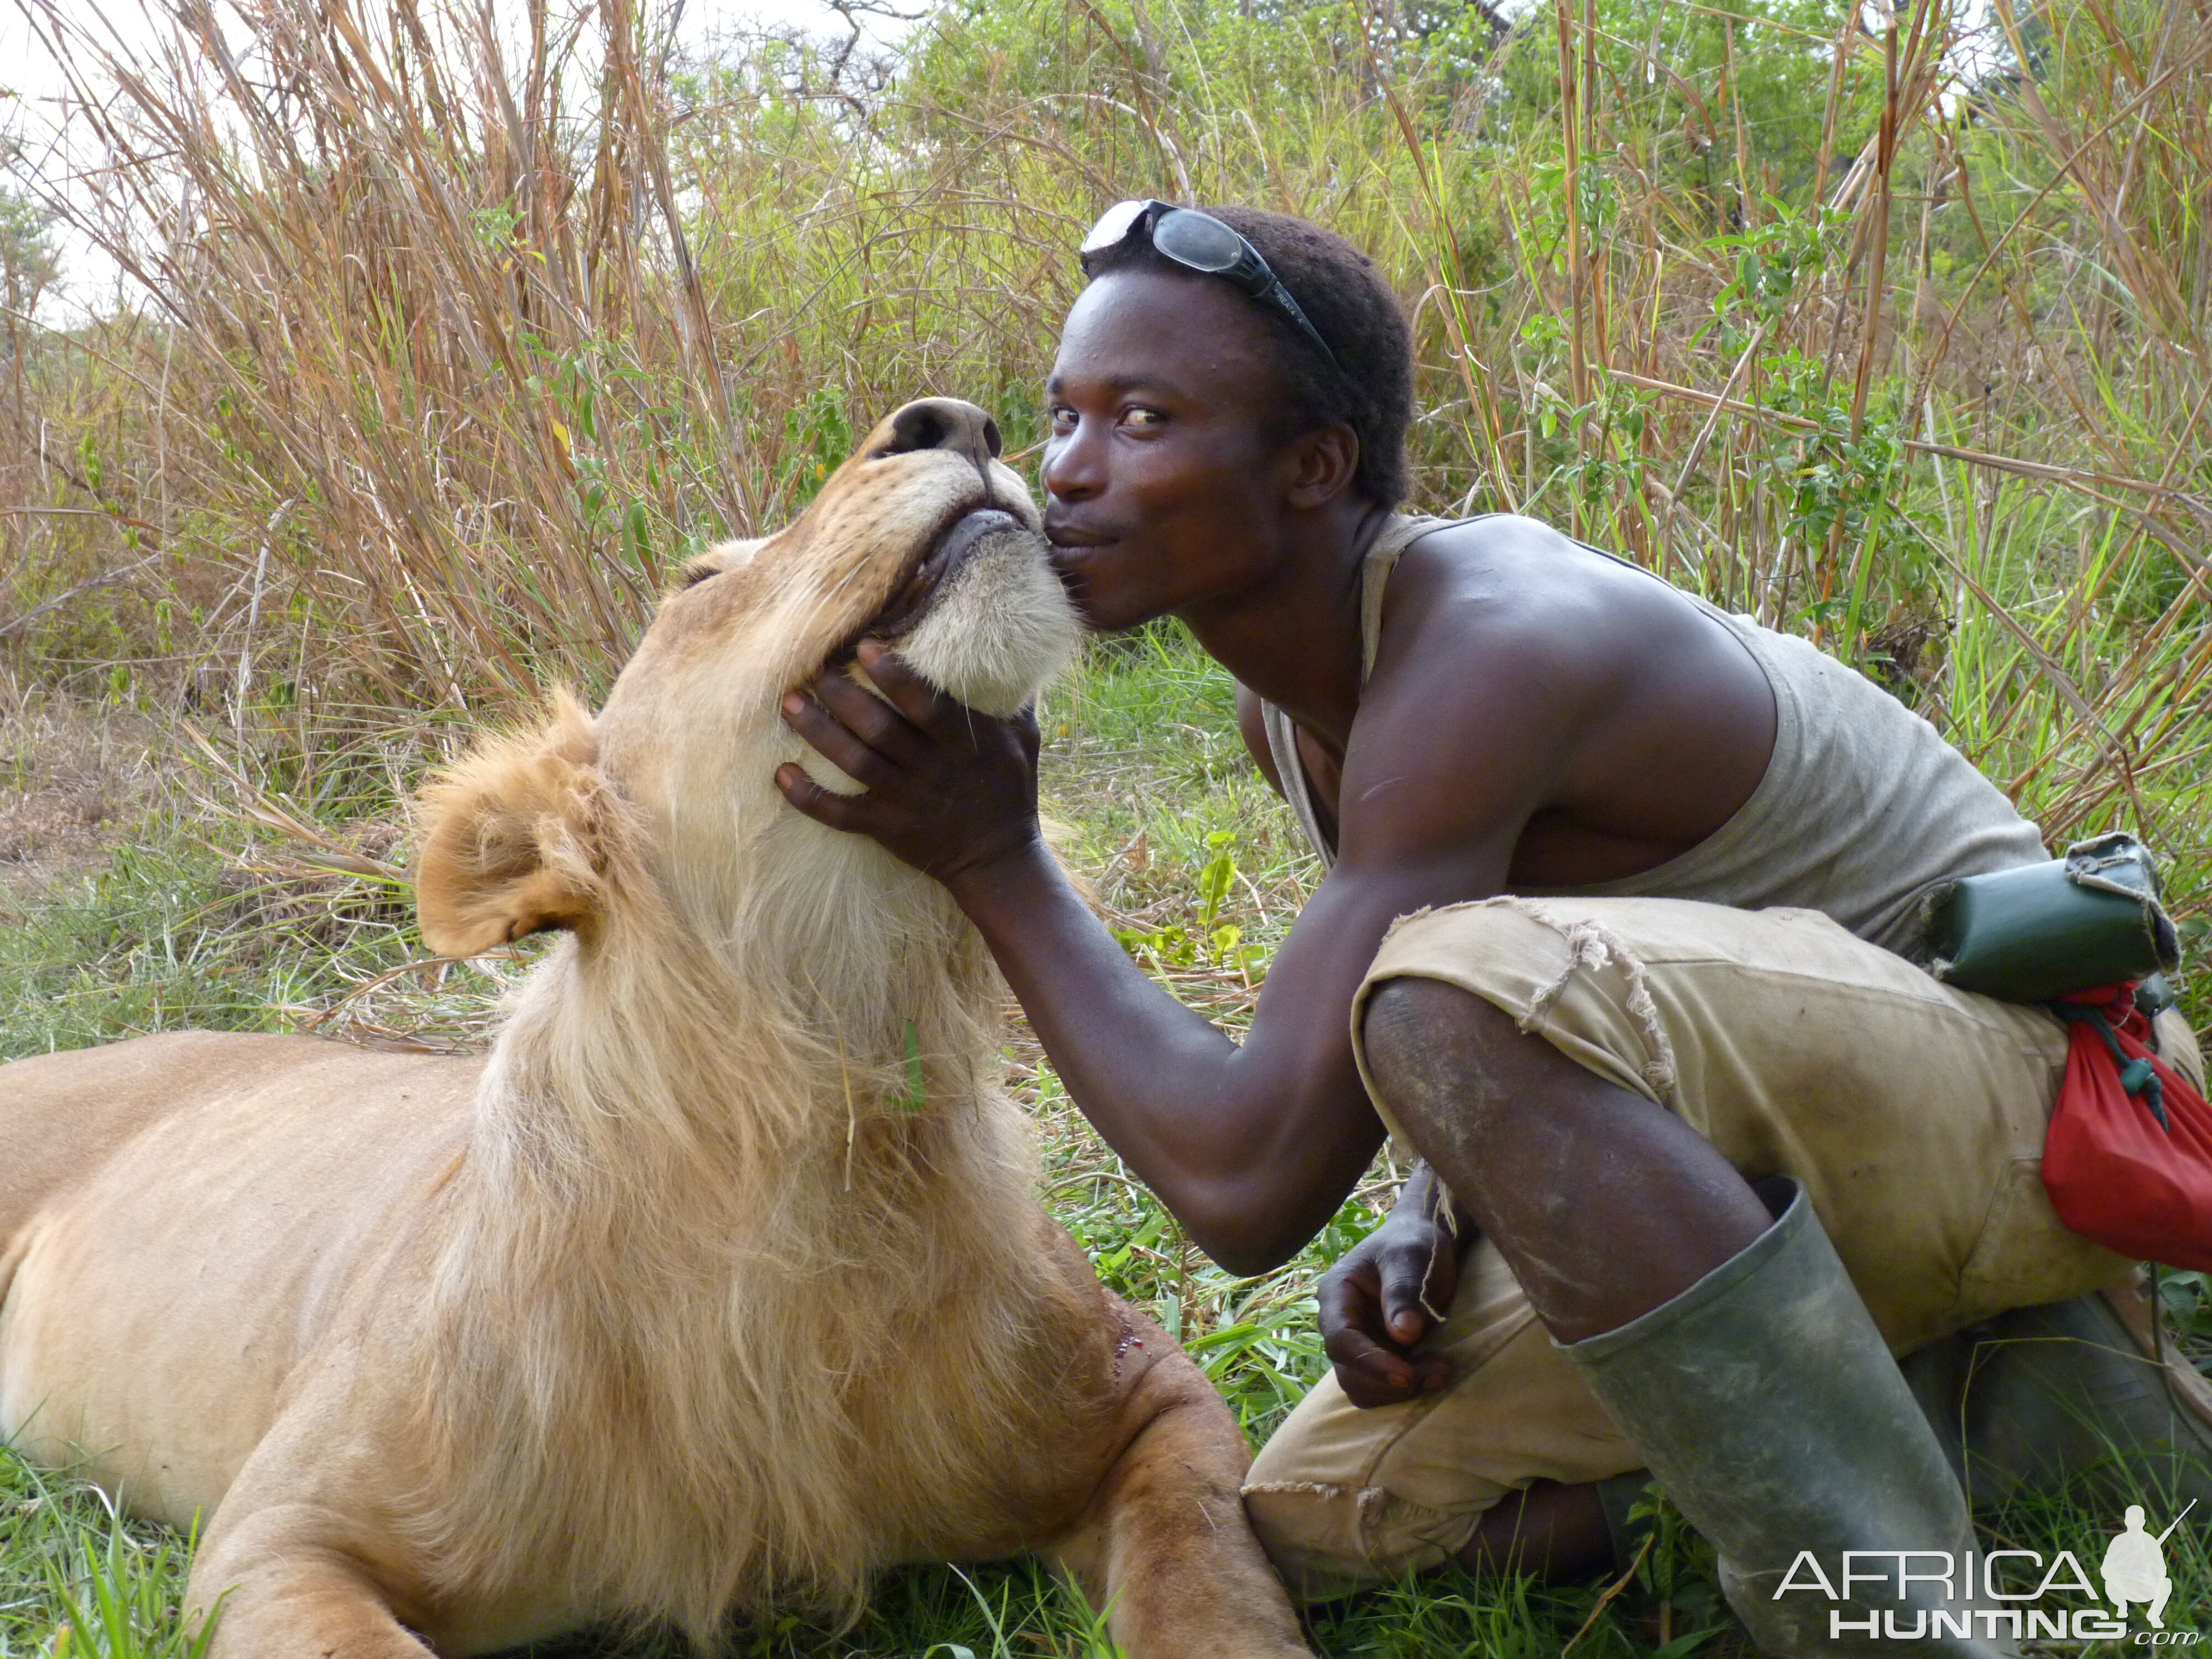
[414,692,620,956]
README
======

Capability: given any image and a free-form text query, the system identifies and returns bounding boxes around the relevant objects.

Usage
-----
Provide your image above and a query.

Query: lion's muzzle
[869,507,1025,639]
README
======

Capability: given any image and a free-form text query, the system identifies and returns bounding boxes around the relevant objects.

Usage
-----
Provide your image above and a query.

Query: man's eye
[1047,404,1077,432]
[1123,407,1167,430]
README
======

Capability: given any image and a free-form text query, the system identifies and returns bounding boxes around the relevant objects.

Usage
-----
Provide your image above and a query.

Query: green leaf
[1654,1624,1731,1659]
[898,1018,926,1113]
[1197,830,1238,930]
[1186,1320,1263,1354]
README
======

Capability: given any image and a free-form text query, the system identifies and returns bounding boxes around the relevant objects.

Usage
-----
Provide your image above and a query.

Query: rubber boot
[1559,1178,2015,1658]
[1903,1275,2212,1515]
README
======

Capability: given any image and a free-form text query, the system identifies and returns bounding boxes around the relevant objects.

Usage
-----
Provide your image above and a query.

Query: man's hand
[1318,1166,1467,1407]
[776,639,1044,886]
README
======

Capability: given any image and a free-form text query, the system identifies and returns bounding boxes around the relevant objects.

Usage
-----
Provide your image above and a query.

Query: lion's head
[394,408,1086,1624]
[413,397,1081,960]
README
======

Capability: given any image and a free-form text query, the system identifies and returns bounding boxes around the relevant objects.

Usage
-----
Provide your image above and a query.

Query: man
[774,203,2209,1654]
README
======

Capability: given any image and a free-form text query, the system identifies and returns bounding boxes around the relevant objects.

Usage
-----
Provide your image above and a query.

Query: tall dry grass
[0,0,2205,888]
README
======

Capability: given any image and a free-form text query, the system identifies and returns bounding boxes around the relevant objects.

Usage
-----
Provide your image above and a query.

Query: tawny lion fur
[0,399,1312,1658]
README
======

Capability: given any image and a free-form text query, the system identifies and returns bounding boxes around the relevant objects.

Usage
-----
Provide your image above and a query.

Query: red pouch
[2043,984,2212,1271]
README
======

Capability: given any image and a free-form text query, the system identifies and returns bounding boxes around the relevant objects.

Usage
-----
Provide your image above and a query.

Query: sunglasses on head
[1079,199,1342,375]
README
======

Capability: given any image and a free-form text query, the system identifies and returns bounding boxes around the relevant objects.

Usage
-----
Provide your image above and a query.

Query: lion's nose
[868,398,1002,469]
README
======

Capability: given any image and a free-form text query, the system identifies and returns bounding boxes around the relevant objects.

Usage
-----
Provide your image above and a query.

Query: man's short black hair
[1083,205,1415,509]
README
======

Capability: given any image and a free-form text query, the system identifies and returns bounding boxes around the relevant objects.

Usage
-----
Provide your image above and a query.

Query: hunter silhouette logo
[2104,1501,2193,1630]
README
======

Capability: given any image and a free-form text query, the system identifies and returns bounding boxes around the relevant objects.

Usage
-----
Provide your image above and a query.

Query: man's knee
[1364,975,1502,1052]
[1361,971,1645,1153]
[1360,975,1525,1140]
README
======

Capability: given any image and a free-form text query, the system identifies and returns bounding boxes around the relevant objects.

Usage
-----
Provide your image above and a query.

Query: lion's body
[1,1025,1124,1652]
[1,1033,468,1532]
[0,400,1311,1658]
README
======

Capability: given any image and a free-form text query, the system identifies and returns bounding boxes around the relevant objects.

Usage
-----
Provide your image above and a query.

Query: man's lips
[1038,536,1114,624]
[1044,520,1118,550]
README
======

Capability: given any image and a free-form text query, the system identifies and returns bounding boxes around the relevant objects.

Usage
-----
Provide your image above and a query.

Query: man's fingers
[1319,1267,1405,1372]
[806,667,933,765]
[853,640,950,729]
[1326,1293,1458,1407]
[781,690,901,785]
[774,762,868,831]
[1405,1352,1454,1395]
[1315,1256,1379,1335]
[1336,1335,1453,1407]
[1377,1235,1446,1345]
[1326,1324,1420,1408]
[1321,1240,1457,1408]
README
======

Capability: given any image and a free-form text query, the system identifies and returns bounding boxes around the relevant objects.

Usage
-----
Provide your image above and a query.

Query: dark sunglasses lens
[1151,210,1245,273]
[1081,199,1151,255]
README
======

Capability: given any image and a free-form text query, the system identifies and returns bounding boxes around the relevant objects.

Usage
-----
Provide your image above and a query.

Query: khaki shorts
[1243,896,2206,1601]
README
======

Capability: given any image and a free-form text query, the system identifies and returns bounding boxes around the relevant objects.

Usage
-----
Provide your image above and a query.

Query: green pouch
[1921,832,2180,1004]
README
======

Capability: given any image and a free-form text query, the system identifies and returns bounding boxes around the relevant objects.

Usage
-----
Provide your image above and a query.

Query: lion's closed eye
[672,538,765,595]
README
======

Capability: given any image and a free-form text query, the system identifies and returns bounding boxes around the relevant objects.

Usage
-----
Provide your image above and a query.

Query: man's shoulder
[1343,521,1666,813]
[1374,515,1702,700]
[1393,514,1706,623]
[1397,511,1584,566]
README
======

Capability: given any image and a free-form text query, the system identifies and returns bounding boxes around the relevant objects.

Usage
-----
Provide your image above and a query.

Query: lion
[0,398,1313,1659]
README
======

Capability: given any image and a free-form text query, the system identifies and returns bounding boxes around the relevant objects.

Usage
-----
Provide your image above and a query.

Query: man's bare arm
[776,611,1606,1272]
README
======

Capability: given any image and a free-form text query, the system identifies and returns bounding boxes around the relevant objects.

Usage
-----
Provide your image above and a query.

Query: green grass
[0,1447,1674,1659]
[0,1453,214,1659]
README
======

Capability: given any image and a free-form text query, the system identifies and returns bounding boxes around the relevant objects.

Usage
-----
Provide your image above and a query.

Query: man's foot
[1557,1179,2011,1656]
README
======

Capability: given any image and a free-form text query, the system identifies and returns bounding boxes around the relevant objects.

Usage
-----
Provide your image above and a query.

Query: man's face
[1040,268,1301,632]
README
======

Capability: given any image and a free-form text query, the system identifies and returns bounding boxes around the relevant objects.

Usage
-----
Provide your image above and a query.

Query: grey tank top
[1259,514,2049,958]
